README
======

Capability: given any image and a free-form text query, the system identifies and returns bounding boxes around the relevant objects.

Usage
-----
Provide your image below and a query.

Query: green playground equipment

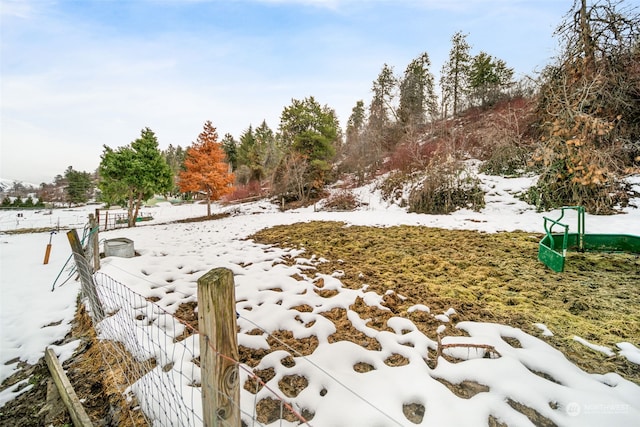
[538,206,640,272]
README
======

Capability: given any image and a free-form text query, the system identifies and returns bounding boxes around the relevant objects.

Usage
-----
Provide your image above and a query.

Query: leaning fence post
[67,229,105,322]
[88,214,100,272]
[198,267,240,427]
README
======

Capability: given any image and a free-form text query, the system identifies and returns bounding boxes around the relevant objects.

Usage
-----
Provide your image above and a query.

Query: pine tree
[344,100,374,183]
[64,166,93,206]
[255,120,280,175]
[368,64,398,134]
[346,100,366,146]
[468,52,513,108]
[99,127,173,226]
[163,144,187,196]
[221,133,238,171]
[367,63,401,151]
[398,52,438,129]
[440,31,472,117]
[276,96,340,201]
[178,121,235,217]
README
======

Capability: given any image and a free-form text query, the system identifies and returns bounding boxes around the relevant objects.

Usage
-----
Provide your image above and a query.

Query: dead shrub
[384,141,440,173]
[378,171,413,206]
[224,181,263,202]
[480,142,529,176]
[323,189,359,211]
[408,159,485,214]
[524,138,631,214]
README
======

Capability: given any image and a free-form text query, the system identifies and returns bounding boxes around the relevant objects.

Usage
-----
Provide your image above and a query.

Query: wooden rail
[45,348,93,427]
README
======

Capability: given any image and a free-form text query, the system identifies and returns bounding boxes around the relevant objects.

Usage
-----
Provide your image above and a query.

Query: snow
[1,173,639,425]
[534,323,554,337]
[617,343,640,365]
[573,336,616,357]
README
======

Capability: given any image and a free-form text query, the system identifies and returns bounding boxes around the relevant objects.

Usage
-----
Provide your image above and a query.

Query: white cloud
[1,0,567,183]
[0,0,44,19]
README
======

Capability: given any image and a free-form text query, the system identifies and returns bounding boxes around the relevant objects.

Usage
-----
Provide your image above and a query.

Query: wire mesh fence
[93,272,202,426]
[64,217,405,426]
[77,269,311,426]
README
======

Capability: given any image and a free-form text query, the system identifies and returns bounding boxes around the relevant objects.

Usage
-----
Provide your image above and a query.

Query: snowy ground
[1,173,639,425]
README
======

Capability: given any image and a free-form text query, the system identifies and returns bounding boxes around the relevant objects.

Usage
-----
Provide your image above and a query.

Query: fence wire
[78,267,311,427]
[93,272,202,426]
[67,218,399,426]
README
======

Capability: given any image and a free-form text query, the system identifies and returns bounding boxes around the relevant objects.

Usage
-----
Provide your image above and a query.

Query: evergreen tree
[237,125,264,181]
[368,64,398,135]
[440,31,472,116]
[344,100,375,183]
[99,127,173,226]
[237,125,255,167]
[398,52,439,129]
[2,196,11,208]
[468,52,514,107]
[276,96,340,201]
[255,120,280,175]
[12,196,23,207]
[346,100,366,146]
[23,196,35,208]
[178,121,235,217]
[221,133,238,171]
[64,166,93,206]
[366,63,402,151]
[163,144,187,175]
[163,144,187,196]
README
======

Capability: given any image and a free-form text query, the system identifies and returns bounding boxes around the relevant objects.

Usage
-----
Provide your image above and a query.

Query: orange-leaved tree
[179,121,235,217]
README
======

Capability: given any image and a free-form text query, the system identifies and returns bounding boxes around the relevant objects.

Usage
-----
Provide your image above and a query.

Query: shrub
[521,149,630,214]
[378,171,412,206]
[479,142,529,176]
[525,132,632,214]
[235,165,252,186]
[322,189,359,211]
[224,181,263,202]
[408,160,485,214]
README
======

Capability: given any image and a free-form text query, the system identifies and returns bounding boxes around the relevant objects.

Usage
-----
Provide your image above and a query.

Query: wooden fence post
[198,268,240,427]
[67,229,105,322]
[88,214,100,272]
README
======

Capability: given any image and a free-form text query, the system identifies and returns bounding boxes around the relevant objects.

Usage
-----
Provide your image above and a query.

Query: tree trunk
[131,191,143,227]
[127,193,135,228]
[579,0,596,73]
[206,191,211,218]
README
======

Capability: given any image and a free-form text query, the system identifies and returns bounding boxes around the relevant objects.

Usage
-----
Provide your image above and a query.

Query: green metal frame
[538,206,584,272]
[538,206,640,272]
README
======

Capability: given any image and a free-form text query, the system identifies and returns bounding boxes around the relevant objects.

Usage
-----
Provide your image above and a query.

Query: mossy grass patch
[251,221,640,383]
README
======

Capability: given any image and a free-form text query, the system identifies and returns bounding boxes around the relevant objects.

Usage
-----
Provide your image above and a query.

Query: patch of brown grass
[66,304,149,426]
[251,221,640,383]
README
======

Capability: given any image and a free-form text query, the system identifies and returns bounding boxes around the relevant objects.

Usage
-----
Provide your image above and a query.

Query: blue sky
[1,0,569,184]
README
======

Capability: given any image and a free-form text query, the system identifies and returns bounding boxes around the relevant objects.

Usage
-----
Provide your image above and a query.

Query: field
[251,221,640,383]
[1,189,639,425]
